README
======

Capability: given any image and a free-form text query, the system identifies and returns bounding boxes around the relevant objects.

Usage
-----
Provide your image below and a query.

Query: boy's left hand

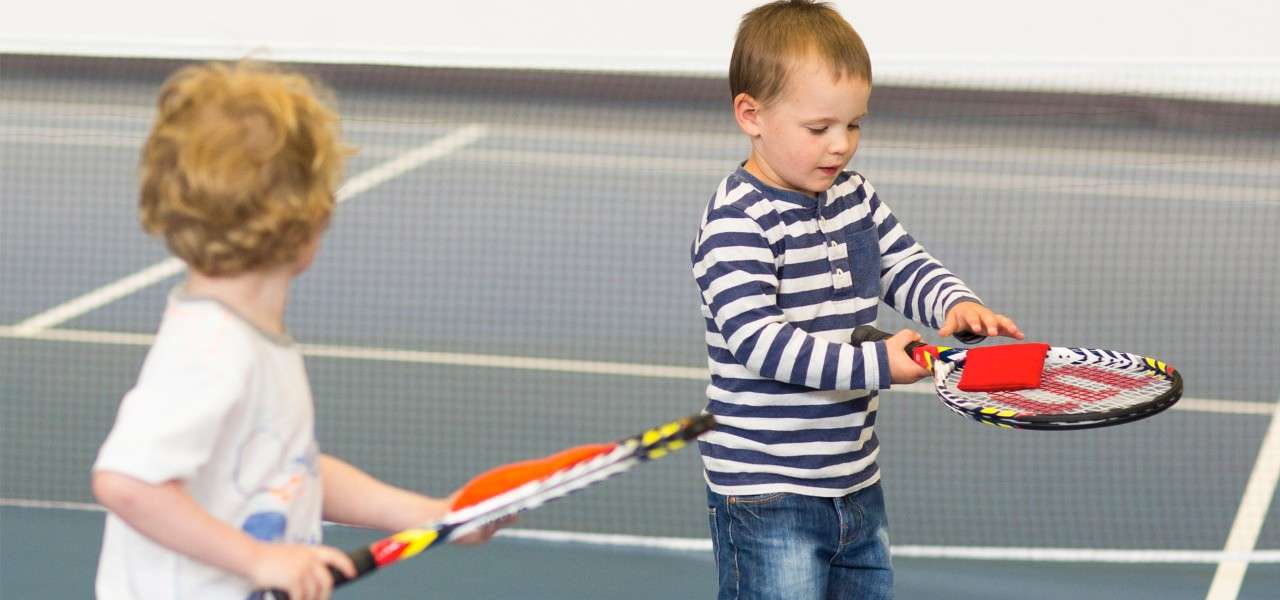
[453,514,517,545]
[437,492,517,545]
[939,301,1023,340]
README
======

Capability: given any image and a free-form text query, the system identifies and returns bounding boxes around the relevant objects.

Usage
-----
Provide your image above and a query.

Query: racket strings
[443,443,636,531]
[944,363,1173,415]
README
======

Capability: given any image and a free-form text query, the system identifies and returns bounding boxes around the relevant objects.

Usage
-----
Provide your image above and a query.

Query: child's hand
[452,514,518,545]
[438,492,517,545]
[885,328,930,384]
[939,301,1023,340]
[248,542,356,600]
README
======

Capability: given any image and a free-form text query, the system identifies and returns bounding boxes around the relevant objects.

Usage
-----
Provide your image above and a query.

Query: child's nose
[830,134,851,155]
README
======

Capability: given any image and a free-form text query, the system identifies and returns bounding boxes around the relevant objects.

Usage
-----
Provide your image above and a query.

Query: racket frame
[266,413,714,597]
[848,325,1183,430]
[929,346,1183,430]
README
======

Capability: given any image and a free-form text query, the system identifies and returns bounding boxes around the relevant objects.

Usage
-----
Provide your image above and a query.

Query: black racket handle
[851,325,984,348]
[849,325,926,354]
[849,325,937,372]
[264,547,376,599]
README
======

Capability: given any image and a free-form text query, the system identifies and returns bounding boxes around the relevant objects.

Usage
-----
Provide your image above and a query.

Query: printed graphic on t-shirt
[235,431,321,543]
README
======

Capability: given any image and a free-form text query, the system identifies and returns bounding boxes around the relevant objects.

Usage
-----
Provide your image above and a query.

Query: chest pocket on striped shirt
[841,224,881,300]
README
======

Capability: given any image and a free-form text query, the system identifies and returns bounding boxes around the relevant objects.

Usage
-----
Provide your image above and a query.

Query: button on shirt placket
[821,210,853,292]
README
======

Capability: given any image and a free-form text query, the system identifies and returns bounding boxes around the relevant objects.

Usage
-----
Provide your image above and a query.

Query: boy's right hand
[885,328,930,385]
[249,542,357,600]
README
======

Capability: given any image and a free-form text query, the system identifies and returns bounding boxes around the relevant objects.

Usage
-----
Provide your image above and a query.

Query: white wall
[3,1,1278,101]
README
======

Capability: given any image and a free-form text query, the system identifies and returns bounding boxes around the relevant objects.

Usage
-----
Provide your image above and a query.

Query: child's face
[738,61,870,195]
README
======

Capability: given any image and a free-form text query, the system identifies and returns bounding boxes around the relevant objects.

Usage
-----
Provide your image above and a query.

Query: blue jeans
[707,483,893,600]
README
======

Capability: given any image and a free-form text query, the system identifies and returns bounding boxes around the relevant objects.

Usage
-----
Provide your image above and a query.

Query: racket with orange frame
[265,413,715,597]
[850,326,1182,430]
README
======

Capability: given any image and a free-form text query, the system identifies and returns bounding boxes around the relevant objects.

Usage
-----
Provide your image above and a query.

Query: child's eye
[807,126,828,134]
[848,123,862,131]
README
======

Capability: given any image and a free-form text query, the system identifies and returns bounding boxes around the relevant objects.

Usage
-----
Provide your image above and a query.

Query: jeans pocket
[729,492,790,525]
[731,492,788,506]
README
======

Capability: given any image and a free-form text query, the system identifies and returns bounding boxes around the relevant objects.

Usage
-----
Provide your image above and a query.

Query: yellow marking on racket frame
[642,420,684,447]
[642,429,661,446]
[979,407,1017,418]
[393,529,439,558]
[977,417,1014,429]
[1143,357,1170,373]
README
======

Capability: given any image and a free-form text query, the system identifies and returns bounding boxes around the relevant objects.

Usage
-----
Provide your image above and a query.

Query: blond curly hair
[139,61,347,276]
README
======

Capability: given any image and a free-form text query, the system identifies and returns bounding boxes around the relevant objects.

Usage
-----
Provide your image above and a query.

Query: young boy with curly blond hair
[691,2,1023,598]
[91,61,501,600]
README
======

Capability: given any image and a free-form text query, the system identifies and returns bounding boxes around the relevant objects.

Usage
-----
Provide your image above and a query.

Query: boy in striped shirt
[690,2,1023,598]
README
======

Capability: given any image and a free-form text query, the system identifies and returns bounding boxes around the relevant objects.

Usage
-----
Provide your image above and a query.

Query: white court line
[8,120,1280,179]
[494,531,1267,563]
[7,259,186,336]
[2,497,1278,564]
[446,150,1279,204]
[0,498,104,512]
[888,546,1280,564]
[0,325,1270,420]
[1205,395,1280,600]
[8,123,1278,197]
[5,125,488,336]
[299,341,706,380]
[336,124,486,199]
[8,122,1280,179]
[6,100,1280,177]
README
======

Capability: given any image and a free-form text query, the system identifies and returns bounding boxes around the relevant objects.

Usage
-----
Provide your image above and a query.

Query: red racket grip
[905,341,940,372]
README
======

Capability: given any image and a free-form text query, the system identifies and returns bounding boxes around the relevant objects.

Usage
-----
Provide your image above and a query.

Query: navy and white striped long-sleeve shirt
[691,167,981,497]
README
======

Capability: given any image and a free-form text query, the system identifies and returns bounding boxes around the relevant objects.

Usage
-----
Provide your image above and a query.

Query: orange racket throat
[450,443,617,509]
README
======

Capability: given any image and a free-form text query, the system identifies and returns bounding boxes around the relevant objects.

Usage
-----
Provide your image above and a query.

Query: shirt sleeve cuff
[861,340,892,390]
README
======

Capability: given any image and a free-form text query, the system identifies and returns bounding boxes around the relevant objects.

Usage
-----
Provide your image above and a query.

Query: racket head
[265,414,715,598]
[440,412,716,538]
[451,443,617,510]
[931,347,1182,430]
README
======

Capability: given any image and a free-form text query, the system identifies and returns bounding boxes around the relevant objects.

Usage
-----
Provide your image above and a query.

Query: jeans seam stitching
[728,503,741,600]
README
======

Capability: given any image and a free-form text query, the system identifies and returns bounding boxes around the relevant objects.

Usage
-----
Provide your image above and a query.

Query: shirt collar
[732,165,825,209]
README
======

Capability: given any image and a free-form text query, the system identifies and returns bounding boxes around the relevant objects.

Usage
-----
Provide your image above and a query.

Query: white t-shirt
[94,289,323,599]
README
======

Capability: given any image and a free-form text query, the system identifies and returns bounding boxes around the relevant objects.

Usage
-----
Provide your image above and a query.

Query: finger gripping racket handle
[907,342,936,372]
[265,547,376,599]
[335,547,376,587]
[848,326,936,371]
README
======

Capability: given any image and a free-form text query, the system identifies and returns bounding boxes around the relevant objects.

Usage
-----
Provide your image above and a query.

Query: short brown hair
[139,61,347,276]
[730,0,872,105]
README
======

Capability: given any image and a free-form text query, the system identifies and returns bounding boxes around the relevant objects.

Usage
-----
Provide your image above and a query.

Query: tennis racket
[265,413,715,598]
[850,326,1182,430]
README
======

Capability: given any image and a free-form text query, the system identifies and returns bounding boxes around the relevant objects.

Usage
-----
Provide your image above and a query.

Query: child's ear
[733,92,763,137]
